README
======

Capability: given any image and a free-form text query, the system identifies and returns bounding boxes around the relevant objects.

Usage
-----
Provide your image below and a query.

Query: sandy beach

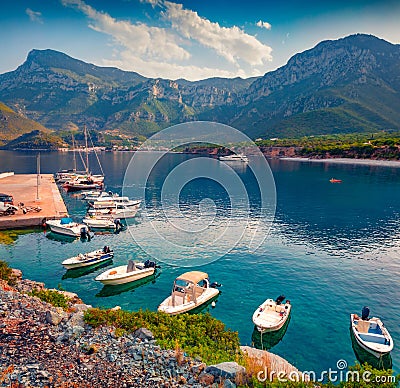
[279,157,400,168]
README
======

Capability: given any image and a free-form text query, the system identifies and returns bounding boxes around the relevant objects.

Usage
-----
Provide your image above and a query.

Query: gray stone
[133,327,154,340]
[68,311,85,327]
[206,362,246,380]
[45,310,63,326]
[223,379,237,388]
[191,362,206,374]
[71,325,85,338]
[72,303,92,313]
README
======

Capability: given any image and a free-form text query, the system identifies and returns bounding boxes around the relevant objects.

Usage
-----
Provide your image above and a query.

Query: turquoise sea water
[0,150,399,375]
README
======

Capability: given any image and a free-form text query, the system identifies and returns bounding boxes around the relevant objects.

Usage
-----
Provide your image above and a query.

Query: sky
[1,0,399,81]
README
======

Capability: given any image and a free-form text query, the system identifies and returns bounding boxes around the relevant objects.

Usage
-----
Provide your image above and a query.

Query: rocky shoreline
[0,271,302,387]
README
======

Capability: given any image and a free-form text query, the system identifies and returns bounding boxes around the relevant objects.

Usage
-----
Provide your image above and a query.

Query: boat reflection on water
[62,258,113,280]
[251,315,291,351]
[187,294,220,315]
[96,271,161,297]
[45,231,91,244]
[350,327,392,370]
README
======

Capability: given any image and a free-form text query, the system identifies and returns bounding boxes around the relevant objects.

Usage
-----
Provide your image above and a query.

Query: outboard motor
[275,295,286,305]
[210,282,222,288]
[114,219,123,231]
[362,306,370,321]
[144,260,157,268]
[80,227,88,239]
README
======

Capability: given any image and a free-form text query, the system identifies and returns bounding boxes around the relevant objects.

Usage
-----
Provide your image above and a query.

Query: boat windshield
[174,279,190,293]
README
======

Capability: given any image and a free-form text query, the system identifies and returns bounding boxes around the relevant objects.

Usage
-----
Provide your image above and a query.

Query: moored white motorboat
[81,190,105,201]
[158,271,220,315]
[87,205,139,220]
[95,260,158,285]
[62,246,114,269]
[252,295,291,333]
[350,307,394,358]
[82,216,123,230]
[89,197,141,209]
[218,154,249,163]
[55,170,87,183]
[46,218,89,237]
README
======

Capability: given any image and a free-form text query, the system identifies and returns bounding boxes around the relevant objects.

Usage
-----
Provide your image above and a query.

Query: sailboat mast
[72,133,77,172]
[84,125,89,175]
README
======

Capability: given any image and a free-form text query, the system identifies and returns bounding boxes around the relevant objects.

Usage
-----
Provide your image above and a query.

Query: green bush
[0,260,15,285]
[29,289,69,310]
[84,308,241,365]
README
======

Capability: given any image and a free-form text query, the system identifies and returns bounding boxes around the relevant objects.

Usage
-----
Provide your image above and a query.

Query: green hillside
[2,130,65,150]
[0,102,51,145]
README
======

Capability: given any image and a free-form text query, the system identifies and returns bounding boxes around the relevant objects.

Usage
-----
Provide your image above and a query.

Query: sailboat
[55,133,87,183]
[63,126,105,192]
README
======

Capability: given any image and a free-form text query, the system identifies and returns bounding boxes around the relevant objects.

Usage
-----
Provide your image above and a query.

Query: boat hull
[218,154,249,163]
[158,288,219,315]
[62,251,114,269]
[350,314,393,358]
[95,264,155,285]
[87,208,138,220]
[64,183,103,192]
[46,220,88,237]
[83,218,117,229]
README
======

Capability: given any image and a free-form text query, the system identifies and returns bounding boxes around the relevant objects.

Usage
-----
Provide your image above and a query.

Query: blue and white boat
[46,217,89,237]
[350,307,394,358]
[62,246,114,269]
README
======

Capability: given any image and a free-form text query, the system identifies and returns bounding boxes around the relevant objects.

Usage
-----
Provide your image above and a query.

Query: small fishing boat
[95,259,158,285]
[62,246,114,269]
[82,216,123,230]
[46,217,89,237]
[158,271,220,315]
[218,154,249,163]
[252,295,291,333]
[350,307,394,358]
[329,178,342,183]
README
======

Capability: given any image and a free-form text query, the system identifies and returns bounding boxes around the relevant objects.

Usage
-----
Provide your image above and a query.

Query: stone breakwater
[0,277,245,387]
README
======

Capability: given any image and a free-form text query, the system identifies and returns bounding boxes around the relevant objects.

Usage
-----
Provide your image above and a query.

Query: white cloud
[163,1,272,67]
[103,53,249,80]
[61,0,190,62]
[256,20,272,30]
[139,0,161,6]
[26,8,43,24]
[62,0,273,80]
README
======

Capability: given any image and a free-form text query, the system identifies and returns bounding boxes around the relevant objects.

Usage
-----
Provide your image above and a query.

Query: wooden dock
[0,173,68,230]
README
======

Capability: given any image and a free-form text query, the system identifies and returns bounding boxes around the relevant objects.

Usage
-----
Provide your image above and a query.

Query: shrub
[29,289,69,310]
[0,260,15,285]
[84,308,241,365]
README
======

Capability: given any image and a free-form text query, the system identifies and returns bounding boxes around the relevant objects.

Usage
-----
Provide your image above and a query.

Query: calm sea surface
[0,150,399,374]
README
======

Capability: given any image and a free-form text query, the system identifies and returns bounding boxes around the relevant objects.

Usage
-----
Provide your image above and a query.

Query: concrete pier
[0,174,68,230]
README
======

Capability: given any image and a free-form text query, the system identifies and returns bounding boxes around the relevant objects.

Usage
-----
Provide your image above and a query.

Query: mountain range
[0,33,399,145]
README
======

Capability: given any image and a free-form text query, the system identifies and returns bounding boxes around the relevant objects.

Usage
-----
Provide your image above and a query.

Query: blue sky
[1,0,399,80]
